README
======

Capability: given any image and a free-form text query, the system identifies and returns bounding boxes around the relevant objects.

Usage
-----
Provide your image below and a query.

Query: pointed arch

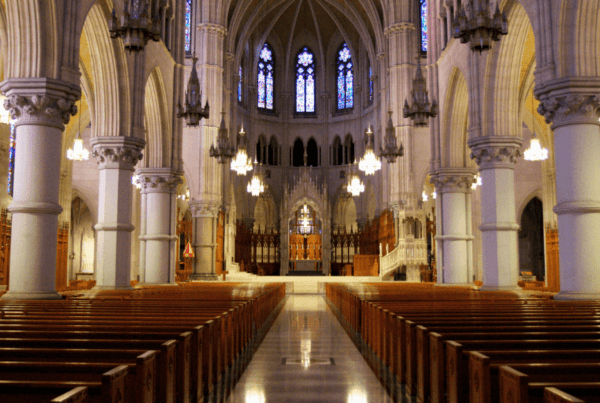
[142,67,170,168]
[257,42,275,110]
[336,42,354,110]
[442,67,472,168]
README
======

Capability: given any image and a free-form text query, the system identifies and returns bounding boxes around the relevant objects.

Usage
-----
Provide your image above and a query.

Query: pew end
[51,386,89,403]
[544,387,585,403]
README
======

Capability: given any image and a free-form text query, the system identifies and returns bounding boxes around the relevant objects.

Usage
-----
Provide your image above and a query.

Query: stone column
[1,79,78,300]
[136,168,181,285]
[189,201,220,281]
[91,136,145,290]
[431,168,476,285]
[469,137,522,291]
[537,89,600,299]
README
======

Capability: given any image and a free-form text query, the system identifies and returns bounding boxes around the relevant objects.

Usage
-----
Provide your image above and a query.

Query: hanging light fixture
[67,100,90,161]
[452,0,508,53]
[347,161,365,197]
[177,54,210,126]
[403,61,438,127]
[131,174,142,190]
[358,126,381,175]
[432,190,437,199]
[210,112,235,163]
[178,189,190,201]
[524,95,548,162]
[422,191,429,202]
[247,160,265,196]
[380,111,404,163]
[230,125,253,175]
[108,0,161,51]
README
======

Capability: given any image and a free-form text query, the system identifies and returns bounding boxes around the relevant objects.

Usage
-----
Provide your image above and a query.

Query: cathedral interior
[0,0,599,402]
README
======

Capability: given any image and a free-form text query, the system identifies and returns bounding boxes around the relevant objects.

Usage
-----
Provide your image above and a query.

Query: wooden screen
[545,226,560,291]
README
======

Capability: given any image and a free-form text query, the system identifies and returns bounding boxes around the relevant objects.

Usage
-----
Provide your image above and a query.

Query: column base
[476,285,522,292]
[92,285,134,291]
[1,291,63,300]
[554,291,600,301]
[188,273,219,281]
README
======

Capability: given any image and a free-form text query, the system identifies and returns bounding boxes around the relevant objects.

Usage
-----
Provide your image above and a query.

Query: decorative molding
[468,137,522,170]
[196,23,227,37]
[538,94,600,128]
[189,201,220,218]
[431,169,477,194]
[384,23,416,36]
[0,78,80,129]
[91,137,145,170]
[135,169,182,194]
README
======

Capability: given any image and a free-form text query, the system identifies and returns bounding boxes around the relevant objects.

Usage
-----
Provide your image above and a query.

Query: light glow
[422,191,429,202]
[347,175,365,197]
[524,137,548,161]
[67,134,90,161]
[247,176,264,196]
[471,174,482,190]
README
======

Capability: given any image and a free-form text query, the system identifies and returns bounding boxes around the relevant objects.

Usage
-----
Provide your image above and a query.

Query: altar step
[286,271,326,276]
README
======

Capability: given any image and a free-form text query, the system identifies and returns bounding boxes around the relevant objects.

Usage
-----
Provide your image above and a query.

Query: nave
[227,295,393,403]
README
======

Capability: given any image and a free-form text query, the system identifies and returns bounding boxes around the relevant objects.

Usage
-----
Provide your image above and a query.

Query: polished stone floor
[227,295,394,403]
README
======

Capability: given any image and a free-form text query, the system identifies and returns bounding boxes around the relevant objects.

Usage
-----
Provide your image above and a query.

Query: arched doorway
[70,197,95,281]
[519,197,545,281]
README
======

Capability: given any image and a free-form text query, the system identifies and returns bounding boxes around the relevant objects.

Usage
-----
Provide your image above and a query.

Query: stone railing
[379,237,428,279]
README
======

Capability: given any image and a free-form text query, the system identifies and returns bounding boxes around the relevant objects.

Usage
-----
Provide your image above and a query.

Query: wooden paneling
[55,223,69,291]
[353,255,379,276]
[0,209,10,287]
[216,211,225,276]
[546,226,560,292]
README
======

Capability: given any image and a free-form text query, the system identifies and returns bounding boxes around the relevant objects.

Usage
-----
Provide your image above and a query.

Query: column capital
[384,23,416,36]
[196,23,226,37]
[1,78,80,130]
[535,77,600,129]
[431,168,477,193]
[468,136,522,170]
[91,136,145,170]
[135,168,182,194]
[189,201,220,218]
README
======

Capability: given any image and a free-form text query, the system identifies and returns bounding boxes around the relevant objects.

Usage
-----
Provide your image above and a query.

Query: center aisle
[227,295,393,402]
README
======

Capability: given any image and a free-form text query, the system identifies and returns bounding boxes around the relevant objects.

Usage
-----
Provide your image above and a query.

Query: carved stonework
[91,137,145,170]
[189,201,220,218]
[469,137,522,170]
[538,93,600,127]
[431,169,477,194]
[3,94,77,127]
[197,23,226,37]
[135,170,182,194]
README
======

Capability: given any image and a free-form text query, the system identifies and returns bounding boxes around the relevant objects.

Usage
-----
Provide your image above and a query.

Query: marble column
[1,79,78,300]
[537,90,600,300]
[189,201,220,281]
[136,168,181,285]
[469,136,522,291]
[431,168,476,285]
[91,136,145,290]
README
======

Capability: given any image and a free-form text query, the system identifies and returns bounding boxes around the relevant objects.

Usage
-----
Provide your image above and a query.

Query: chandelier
[380,111,404,163]
[403,62,438,127]
[347,174,365,197]
[230,126,253,175]
[108,0,161,51]
[178,189,190,201]
[210,112,235,163]
[177,55,210,127]
[359,127,381,175]
[67,101,90,161]
[524,133,548,161]
[452,1,508,53]
[422,191,429,202]
[247,175,264,196]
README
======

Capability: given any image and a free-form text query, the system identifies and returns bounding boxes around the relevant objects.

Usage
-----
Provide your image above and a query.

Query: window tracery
[258,43,275,110]
[336,43,354,110]
[296,47,316,113]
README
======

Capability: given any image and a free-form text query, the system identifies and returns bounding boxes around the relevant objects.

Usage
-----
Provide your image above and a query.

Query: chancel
[0,0,599,402]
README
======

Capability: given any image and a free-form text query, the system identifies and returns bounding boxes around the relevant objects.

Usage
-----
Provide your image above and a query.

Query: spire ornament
[380,111,404,163]
[403,61,438,127]
[210,112,235,163]
[108,0,161,51]
[452,0,508,53]
[177,55,210,127]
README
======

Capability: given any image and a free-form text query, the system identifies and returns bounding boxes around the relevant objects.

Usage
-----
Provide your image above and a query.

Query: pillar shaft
[537,89,600,299]
[137,168,181,285]
[91,136,145,290]
[469,136,522,291]
[1,79,78,300]
[432,169,476,285]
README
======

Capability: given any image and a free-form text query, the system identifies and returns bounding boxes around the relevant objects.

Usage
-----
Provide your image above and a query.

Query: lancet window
[336,43,354,110]
[295,47,316,113]
[257,43,275,110]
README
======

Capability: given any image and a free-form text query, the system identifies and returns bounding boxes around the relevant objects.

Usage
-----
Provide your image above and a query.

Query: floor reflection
[227,295,393,403]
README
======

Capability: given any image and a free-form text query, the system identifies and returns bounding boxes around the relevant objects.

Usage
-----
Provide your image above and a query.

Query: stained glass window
[257,43,275,110]
[238,66,243,103]
[296,47,315,113]
[421,0,428,52]
[7,122,15,196]
[336,43,354,110]
[185,0,192,53]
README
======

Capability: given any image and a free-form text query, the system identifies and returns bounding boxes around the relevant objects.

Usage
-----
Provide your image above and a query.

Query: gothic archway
[519,197,545,281]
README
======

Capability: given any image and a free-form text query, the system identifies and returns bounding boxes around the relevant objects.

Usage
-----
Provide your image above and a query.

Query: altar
[291,260,322,272]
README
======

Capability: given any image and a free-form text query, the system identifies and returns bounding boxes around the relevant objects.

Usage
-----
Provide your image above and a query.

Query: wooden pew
[51,386,89,403]
[499,363,600,403]
[544,387,586,403]
[0,364,128,403]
